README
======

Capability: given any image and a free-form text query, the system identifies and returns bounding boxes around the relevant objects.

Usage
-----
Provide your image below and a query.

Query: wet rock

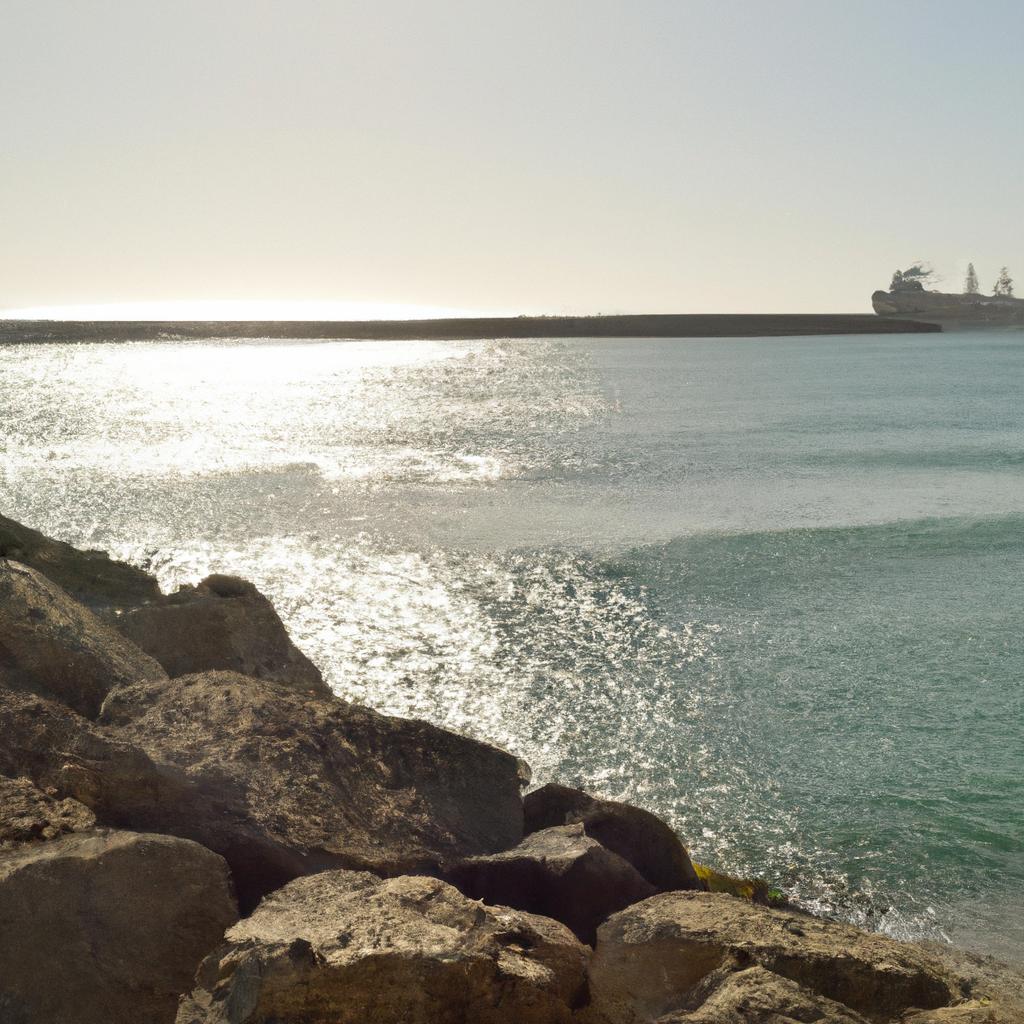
[0,775,96,848]
[0,513,160,609]
[445,823,656,944]
[177,869,588,1024]
[0,560,166,716]
[100,671,526,911]
[587,892,957,1023]
[0,828,237,1024]
[524,783,702,892]
[116,574,328,696]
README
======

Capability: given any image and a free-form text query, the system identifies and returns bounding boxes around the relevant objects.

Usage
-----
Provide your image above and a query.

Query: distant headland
[0,313,939,343]
[873,262,1024,328]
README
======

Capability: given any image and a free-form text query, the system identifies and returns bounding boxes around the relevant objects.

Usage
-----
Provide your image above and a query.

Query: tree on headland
[993,267,1014,297]
[963,263,979,294]
[890,263,934,292]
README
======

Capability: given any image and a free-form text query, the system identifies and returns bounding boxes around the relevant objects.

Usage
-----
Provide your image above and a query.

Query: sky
[3,0,1024,319]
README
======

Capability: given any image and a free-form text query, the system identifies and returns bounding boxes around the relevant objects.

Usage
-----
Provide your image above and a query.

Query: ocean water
[2,331,1022,959]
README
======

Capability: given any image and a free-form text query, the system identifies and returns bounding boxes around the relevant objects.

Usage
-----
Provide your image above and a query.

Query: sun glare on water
[0,299,493,321]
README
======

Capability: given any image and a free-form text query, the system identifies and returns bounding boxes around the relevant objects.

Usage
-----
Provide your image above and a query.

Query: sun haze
[3,0,1023,317]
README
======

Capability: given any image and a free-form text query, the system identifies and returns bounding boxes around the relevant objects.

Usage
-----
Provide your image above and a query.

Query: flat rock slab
[116,573,328,696]
[0,514,160,610]
[588,892,959,1023]
[446,823,656,944]
[0,560,165,716]
[100,671,527,910]
[178,869,589,1024]
[0,829,237,1024]
[524,783,701,893]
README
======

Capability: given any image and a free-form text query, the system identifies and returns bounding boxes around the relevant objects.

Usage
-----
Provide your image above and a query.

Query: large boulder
[0,513,160,609]
[115,574,329,697]
[0,820,237,1024]
[587,892,958,1023]
[445,823,656,944]
[0,560,166,716]
[177,869,589,1024]
[100,671,527,910]
[0,684,347,910]
[524,783,702,893]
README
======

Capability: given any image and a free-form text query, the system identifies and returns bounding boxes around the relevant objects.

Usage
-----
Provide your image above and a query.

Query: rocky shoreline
[0,511,1019,1023]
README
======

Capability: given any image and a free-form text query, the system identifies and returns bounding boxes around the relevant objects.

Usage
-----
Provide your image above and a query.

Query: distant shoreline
[0,313,940,342]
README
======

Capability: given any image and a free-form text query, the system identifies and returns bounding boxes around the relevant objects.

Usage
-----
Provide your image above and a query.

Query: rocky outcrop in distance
[1,512,1021,1024]
[872,288,1024,327]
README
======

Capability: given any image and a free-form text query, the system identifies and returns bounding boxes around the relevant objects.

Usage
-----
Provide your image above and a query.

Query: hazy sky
[3,0,1023,318]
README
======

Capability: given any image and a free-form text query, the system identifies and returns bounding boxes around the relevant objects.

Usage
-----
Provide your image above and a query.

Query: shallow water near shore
[2,331,1022,959]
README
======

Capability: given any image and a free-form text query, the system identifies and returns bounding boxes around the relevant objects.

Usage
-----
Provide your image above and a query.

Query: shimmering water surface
[2,332,1022,958]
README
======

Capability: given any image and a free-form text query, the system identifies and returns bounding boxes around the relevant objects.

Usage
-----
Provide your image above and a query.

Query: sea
[2,330,1021,960]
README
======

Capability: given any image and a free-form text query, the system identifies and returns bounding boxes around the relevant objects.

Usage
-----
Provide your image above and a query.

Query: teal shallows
[1,331,1021,957]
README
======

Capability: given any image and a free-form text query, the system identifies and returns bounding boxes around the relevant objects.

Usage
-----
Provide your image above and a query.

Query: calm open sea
[2,331,1022,958]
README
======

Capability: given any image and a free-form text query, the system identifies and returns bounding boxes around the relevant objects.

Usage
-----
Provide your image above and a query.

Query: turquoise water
[1,331,1021,957]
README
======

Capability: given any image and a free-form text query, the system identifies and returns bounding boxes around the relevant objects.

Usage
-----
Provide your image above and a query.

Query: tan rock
[100,670,527,910]
[0,513,160,609]
[0,685,174,822]
[0,775,95,848]
[916,942,1024,1022]
[902,1004,1007,1023]
[524,782,702,892]
[657,966,872,1023]
[0,560,166,716]
[177,869,588,1024]
[587,892,958,1023]
[116,574,328,696]
[445,823,656,944]
[0,828,237,1024]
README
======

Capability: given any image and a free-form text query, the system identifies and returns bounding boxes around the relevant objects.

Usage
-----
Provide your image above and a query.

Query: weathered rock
[916,942,1024,1022]
[524,782,702,892]
[116,574,328,696]
[0,775,96,848]
[587,892,958,1023]
[902,1005,1011,1023]
[0,684,346,909]
[0,560,166,716]
[0,513,160,609]
[177,869,588,1024]
[656,966,872,1023]
[445,823,656,944]
[100,671,527,910]
[0,828,237,1024]
[0,685,174,822]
